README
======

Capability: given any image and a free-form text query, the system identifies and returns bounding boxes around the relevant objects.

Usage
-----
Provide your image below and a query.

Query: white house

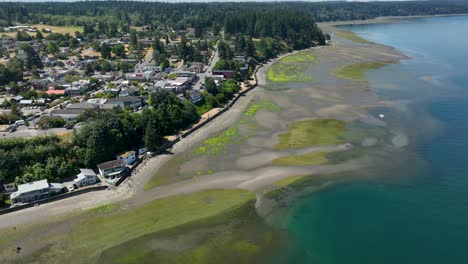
[117,151,137,165]
[10,179,63,204]
[97,160,126,179]
[74,169,97,187]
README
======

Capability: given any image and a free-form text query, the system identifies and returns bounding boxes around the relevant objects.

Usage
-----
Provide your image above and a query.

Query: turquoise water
[275,16,468,263]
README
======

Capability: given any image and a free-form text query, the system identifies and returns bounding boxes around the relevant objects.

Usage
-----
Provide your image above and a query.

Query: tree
[16,31,32,41]
[47,42,59,55]
[112,44,126,58]
[130,29,138,50]
[144,113,163,151]
[20,44,43,70]
[36,31,44,40]
[205,77,217,95]
[101,43,111,59]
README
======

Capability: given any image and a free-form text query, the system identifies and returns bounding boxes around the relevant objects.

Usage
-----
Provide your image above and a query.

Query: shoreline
[320,13,468,26]
[0,23,409,229]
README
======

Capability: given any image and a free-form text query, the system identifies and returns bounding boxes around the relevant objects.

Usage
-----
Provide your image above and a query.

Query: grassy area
[97,200,284,264]
[267,50,317,83]
[275,119,346,150]
[279,51,317,63]
[0,189,255,264]
[333,29,373,44]
[272,151,328,166]
[267,64,311,82]
[244,101,281,119]
[2,24,82,38]
[194,126,241,156]
[333,62,389,81]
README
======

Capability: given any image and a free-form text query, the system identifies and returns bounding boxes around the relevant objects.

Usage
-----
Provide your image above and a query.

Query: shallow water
[271,16,468,263]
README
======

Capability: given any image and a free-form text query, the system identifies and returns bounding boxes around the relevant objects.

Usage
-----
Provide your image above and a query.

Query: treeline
[1,1,468,28]
[0,1,326,49]
[0,136,79,185]
[73,90,198,168]
[0,90,198,185]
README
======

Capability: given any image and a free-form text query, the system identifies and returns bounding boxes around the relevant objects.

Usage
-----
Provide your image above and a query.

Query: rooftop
[16,179,49,194]
[118,151,136,158]
[97,160,125,170]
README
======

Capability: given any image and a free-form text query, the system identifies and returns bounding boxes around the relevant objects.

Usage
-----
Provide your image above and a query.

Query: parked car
[67,186,74,192]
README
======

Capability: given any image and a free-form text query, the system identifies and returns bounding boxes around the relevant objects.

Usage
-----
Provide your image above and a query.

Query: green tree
[20,44,43,70]
[100,42,111,59]
[112,44,126,58]
[205,77,217,95]
[130,29,138,50]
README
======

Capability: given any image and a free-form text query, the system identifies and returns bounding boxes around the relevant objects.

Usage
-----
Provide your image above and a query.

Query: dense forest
[1,0,468,28]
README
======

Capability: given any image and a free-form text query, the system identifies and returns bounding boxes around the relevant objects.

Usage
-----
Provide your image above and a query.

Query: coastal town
[0,22,260,209]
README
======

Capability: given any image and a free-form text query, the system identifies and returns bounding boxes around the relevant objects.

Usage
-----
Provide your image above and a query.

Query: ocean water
[273,16,468,264]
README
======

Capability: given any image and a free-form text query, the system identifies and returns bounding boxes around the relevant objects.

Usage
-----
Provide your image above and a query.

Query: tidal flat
[0,25,411,263]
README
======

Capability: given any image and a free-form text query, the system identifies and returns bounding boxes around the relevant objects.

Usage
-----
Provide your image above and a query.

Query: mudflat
[0,24,410,263]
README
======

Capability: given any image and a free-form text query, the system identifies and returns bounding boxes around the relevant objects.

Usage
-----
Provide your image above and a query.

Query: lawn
[333,62,389,81]
[272,151,328,166]
[275,119,346,150]
[333,30,373,44]
[267,51,317,83]
[0,189,255,264]
[3,24,82,38]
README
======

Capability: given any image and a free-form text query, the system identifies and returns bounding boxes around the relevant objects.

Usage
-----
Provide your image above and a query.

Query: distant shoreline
[319,13,468,27]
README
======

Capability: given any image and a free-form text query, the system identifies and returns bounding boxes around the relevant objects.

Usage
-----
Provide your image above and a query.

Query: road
[135,48,154,72]
[193,46,220,90]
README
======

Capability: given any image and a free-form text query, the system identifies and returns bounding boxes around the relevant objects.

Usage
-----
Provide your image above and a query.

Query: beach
[0,20,413,262]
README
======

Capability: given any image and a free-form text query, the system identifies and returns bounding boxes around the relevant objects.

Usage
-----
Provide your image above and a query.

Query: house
[117,151,137,165]
[10,179,63,204]
[65,86,84,97]
[97,160,126,179]
[11,95,24,103]
[187,90,203,103]
[50,109,83,122]
[74,169,98,187]
[165,77,190,94]
[212,70,235,80]
[172,71,196,82]
[66,103,99,110]
[3,183,17,193]
[119,87,138,97]
[105,96,143,110]
[45,87,66,96]
[92,74,115,82]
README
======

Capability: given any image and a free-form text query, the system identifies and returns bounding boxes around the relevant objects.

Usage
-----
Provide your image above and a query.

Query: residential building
[165,77,190,94]
[10,179,63,204]
[97,160,126,179]
[50,109,83,122]
[74,169,98,187]
[212,70,235,80]
[187,90,203,103]
[65,86,84,97]
[105,96,143,110]
[117,151,137,165]
[66,103,99,110]
[3,183,17,193]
